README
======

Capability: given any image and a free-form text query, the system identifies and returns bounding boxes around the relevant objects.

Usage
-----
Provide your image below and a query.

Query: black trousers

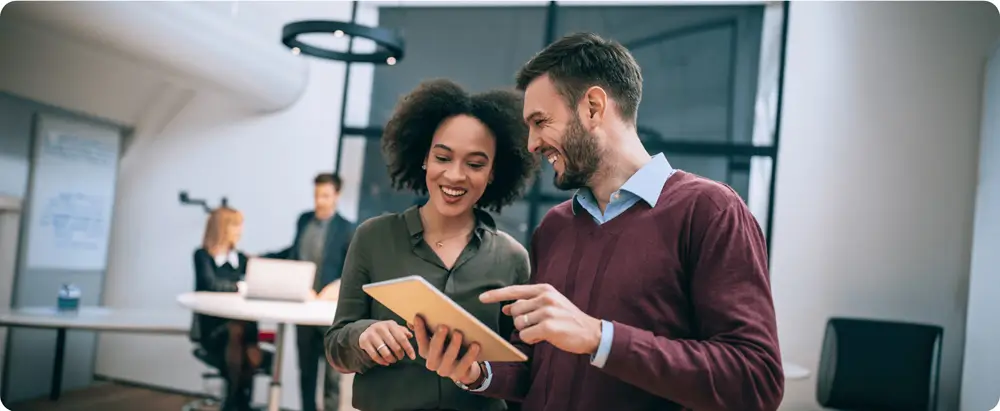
[297,325,341,411]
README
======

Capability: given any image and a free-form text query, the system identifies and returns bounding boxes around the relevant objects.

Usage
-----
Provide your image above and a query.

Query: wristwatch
[454,361,488,391]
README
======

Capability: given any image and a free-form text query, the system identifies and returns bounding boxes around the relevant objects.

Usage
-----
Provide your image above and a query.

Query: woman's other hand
[359,320,416,365]
[411,314,482,384]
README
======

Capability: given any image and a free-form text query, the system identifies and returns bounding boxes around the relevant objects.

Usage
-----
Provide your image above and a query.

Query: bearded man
[412,32,785,411]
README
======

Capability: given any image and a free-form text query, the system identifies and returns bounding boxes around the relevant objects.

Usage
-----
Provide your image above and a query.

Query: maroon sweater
[481,171,783,411]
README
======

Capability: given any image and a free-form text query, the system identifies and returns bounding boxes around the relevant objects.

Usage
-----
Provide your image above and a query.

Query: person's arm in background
[324,220,379,373]
[193,249,239,292]
[473,235,535,401]
[261,245,293,260]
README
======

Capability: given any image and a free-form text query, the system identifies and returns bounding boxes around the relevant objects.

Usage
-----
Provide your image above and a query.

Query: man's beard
[553,117,602,191]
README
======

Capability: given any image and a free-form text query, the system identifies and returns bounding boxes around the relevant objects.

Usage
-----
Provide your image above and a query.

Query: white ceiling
[0,1,309,127]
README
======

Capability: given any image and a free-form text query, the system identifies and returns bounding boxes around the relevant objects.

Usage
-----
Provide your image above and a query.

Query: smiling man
[413,32,784,411]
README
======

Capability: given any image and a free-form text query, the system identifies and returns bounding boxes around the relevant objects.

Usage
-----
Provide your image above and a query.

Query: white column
[768,2,999,410]
[960,42,1000,411]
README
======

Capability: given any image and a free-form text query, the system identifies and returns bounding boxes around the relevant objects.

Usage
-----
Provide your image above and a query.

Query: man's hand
[411,315,482,385]
[317,280,341,301]
[480,284,602,355]
[358,320,416,366]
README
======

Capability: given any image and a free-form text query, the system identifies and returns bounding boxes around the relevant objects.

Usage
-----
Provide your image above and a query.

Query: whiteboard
[24,114,121,271]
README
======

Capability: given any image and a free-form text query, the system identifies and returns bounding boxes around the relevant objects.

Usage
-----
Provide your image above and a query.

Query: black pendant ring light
[282,20,404,64]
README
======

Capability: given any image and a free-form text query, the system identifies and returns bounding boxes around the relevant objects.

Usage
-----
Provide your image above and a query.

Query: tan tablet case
[362,275,528,362]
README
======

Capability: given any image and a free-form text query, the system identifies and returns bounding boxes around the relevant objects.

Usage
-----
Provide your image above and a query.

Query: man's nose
[527,131,541,153]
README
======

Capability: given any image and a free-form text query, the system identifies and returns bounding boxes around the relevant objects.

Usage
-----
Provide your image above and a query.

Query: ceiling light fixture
[281,20,404,64]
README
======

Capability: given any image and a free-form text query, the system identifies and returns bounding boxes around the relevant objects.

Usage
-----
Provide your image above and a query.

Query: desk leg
[267,323,285,411]
[49,328,66,401]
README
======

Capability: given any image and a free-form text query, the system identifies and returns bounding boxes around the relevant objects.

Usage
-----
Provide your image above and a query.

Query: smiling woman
[381,79,538,213]
[324,79,539,411]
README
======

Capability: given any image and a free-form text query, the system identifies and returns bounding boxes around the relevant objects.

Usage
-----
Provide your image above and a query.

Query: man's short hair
[314,173,342,191]
[515,32,642,124]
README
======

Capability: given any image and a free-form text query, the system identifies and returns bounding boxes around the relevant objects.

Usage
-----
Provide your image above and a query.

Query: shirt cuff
[468,361,493,392]
[589,320,614,368]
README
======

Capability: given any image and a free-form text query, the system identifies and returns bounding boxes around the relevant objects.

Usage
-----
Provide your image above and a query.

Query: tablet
[362,275,528,363]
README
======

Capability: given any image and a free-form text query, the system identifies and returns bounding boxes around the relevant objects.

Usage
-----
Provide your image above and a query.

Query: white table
[0,306,189,400]
[783,361,811,380]
[176,292,338,411]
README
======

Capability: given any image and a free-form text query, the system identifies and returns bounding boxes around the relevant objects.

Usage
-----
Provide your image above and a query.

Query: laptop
[243,257,316,302]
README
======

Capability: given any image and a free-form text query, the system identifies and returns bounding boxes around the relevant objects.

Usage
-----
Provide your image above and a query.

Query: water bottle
[57,284,81,312]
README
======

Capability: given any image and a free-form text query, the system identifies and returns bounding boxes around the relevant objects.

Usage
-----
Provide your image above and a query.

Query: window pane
[555,5,764,145]
[489,200,531,246]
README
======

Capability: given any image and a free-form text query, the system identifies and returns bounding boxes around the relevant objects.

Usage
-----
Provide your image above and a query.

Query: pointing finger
[480,284,548,303]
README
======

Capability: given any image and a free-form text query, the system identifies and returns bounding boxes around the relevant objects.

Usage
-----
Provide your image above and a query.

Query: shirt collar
[213,250,240,268]
[402,205,497,246]
[572,153,674,215]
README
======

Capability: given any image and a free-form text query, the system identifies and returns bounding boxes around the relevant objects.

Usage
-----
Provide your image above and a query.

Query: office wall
[0,93,128,402]
[960,43,1000,411]
[769,2,999,410]
[80,2,374,410]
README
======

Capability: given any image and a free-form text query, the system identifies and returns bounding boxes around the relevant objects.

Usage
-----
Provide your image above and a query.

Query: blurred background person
[192,206,261,411]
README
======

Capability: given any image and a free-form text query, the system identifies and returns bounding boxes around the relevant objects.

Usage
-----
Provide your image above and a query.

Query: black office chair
[816,317,943,411]
[184,319,275,411]
[183,346,226,411]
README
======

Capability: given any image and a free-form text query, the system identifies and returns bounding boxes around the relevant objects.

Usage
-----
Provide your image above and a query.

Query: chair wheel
[182,398,221,411]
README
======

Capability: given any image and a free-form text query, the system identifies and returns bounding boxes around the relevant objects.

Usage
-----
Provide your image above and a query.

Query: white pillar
[768,2,999,410]
[960,42,1000,411]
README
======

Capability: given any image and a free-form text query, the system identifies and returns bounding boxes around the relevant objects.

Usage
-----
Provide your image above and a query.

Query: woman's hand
[359,320,416,366]
[412,315,482,385]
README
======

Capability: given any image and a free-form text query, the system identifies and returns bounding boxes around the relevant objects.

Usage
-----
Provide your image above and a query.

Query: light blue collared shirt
[469,154,675,392]
[572,153,675,368]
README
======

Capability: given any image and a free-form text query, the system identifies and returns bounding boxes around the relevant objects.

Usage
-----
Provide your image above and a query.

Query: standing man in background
[264,172,355,411]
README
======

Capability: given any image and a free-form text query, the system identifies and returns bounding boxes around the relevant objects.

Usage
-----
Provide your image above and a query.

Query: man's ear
[580,86,608,127]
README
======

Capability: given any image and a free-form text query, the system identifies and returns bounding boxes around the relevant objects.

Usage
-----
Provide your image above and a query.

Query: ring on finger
[521,314,530,327]
[376,343,388,352]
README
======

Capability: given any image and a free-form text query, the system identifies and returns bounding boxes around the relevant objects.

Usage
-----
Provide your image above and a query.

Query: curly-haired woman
[325,79,538,411]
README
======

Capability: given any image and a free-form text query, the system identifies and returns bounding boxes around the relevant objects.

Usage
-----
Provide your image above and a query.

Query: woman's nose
[443,163,465,181]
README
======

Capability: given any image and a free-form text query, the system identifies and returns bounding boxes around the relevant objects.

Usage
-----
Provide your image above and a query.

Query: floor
[6,374,358,411]
[7,382,198,411]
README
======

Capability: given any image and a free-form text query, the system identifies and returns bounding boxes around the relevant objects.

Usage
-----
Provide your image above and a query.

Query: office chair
[183,321,275,411]
[816,317,943,411]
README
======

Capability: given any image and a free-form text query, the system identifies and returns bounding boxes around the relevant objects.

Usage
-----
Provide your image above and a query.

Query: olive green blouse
[325,205,530,411]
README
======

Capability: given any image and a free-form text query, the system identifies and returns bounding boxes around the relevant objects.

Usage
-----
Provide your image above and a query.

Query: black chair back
[816,317,943,411]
